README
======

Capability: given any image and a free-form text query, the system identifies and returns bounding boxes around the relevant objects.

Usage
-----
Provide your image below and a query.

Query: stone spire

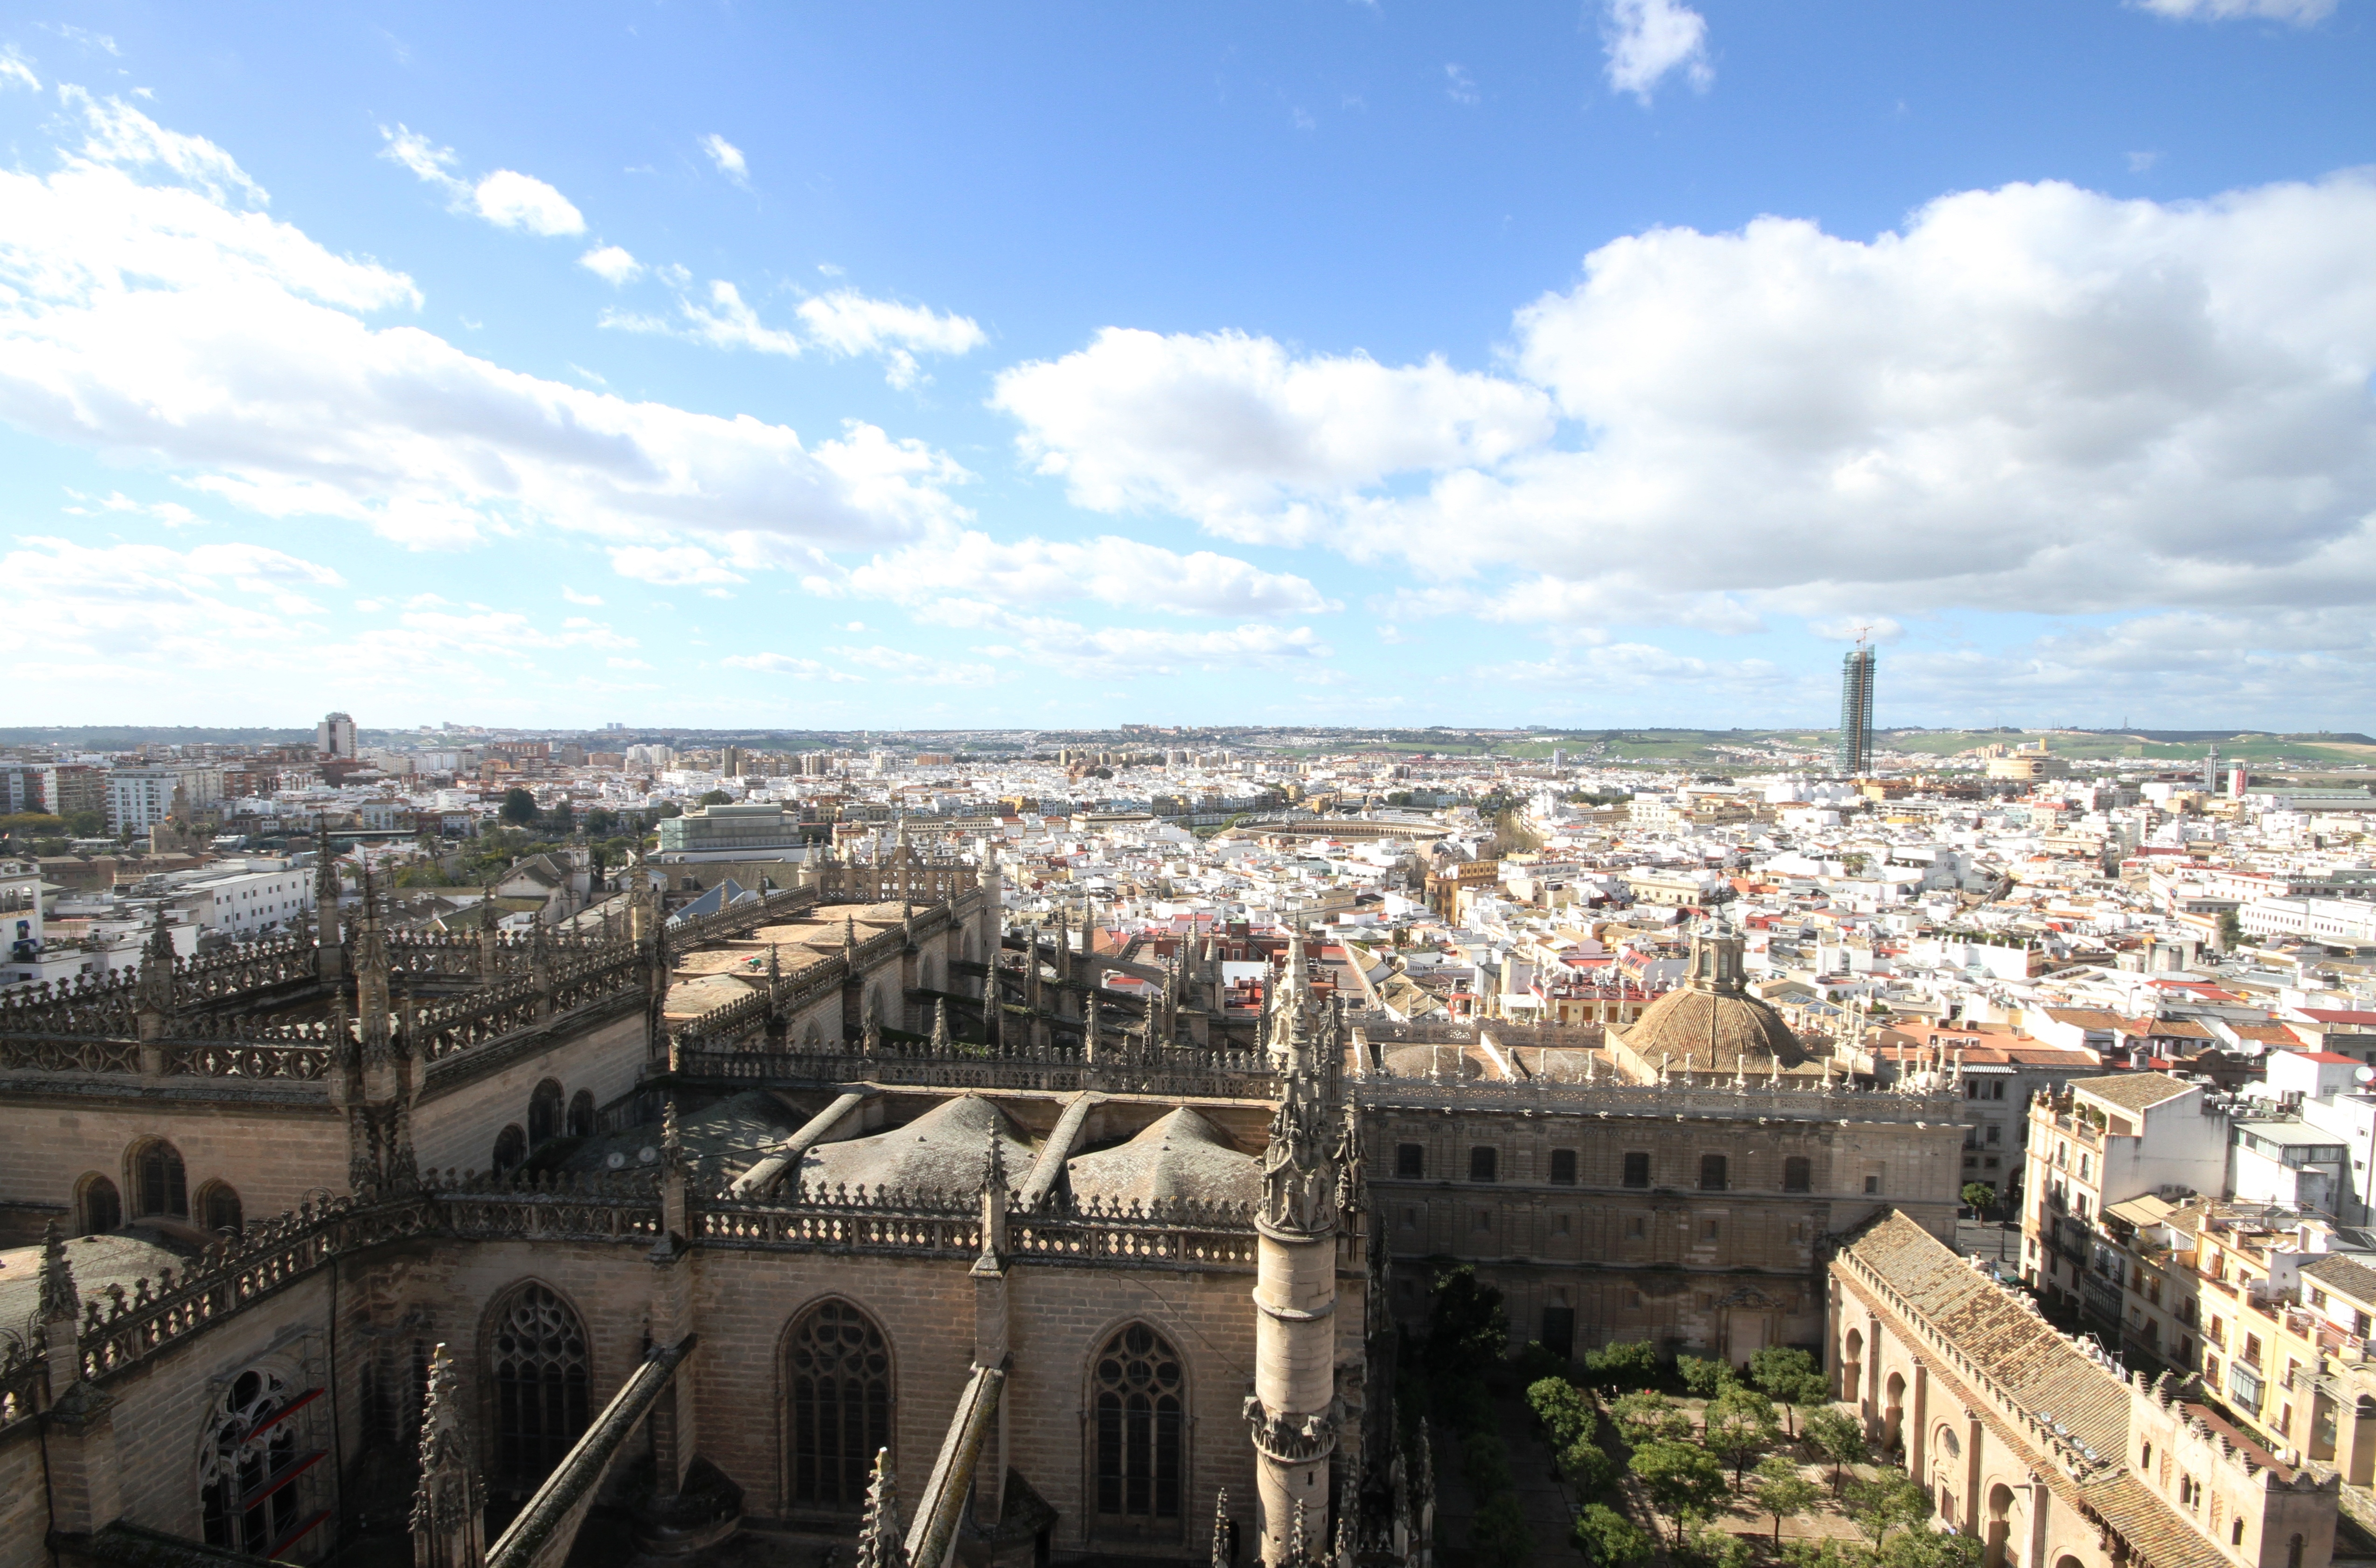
[982,967,1004,1051]
[1078,900,1099,980]
[855,1448,908,1568]
[1053,911,1071,985]
[1249,927,1339,1566]
[133,905,176,1035]
[930,997,952,1054]
[978,1127,1008,1267]
[38,1219,79,1331]
[313,817,345,981]
[1084,991,1102,1063]
[355,865,391,1065]
[1211,1489,1237,1568]
[411,1344,486,1568]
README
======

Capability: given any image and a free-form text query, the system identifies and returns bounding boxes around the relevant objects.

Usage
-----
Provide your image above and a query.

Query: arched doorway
[784,1299,893,1512]
[567,1090,596,1138]
[1883,1372,1906,1453]
[1931,1426,1962,1524]
[1841,1328,1864,1403]
[1985,1484,2017,1568]
[194,1180,243,1237]
[493,1124,527,1176]
[76,1173,120,1235]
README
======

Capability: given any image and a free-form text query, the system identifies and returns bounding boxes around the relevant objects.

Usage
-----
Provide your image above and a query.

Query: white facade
[174,864,315,937]
[105,767,176,833]
[317,711,358,759]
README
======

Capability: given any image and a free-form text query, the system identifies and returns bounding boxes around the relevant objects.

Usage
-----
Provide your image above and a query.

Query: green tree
[1844,1472,1929,1549]
[1962,1181,1998,1212]
[1424,1265,1508,1377]
[1462,1433,1514,1498]
[544,799,577,835]
[1467,1492,1535,1568]
[1562,1437,1618,1498]
[1704,1387,1781,1488]
[1781,1539,1869,1568]
[1804,1407,1869,1492]
[1678,1355,1737,1398]
[1527,1377,1597,1452]
[499,787,538,827]
[1585,1339,1661,1392]
[1876,1526,1983,1568]
[1747,1348,1828,1436]
[1573,1503,1653,1568]
[1751,1456,1821,1545]
[1612,1390,1695,1448]
[1630,1442,1727,1546]
[62,809,105,837]
[697,789,731,805]
[2218,910,2244,950]
[1676,1517,1755,1568]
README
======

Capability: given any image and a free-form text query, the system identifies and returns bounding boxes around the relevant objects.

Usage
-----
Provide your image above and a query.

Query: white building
[317,711,358,759]
[171,862,315,938]
[105,767,177,834]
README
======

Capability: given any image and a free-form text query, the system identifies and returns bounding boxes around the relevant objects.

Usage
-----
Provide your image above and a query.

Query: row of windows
[75,1139,242,1236]
[493,1079,599,1175]
[474,1281,1188,1525]
[1394,1143,1816,1193]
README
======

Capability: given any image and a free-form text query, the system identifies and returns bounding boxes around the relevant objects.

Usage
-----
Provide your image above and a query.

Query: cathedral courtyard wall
[411,1008,647,1174]
[0,1094,349,1236]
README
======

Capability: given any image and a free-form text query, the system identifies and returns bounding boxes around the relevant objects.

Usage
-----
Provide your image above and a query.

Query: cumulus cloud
[1603,0,1712,102]
[469,168,584,236]
[577,244,641,284]
[797,290,987,387]
[723,651,865,681]
[2133,0,2334,21]
[846,529,1336,617]
[1010,175,2376,646]
[992,327,1554,543]
[701,134,749,185]
[0,94,967,559]
[1,46,40,91]
[379,124,584,236]
[1478,642,1784,687]
[1807,616,1905,644]
[609,545,745,587]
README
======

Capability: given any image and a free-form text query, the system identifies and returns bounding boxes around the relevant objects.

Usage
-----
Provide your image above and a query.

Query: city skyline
[4,3,2374,729]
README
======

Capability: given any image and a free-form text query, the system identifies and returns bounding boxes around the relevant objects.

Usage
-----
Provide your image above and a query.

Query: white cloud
[469,169,584,236]
[0,95,966,559]
[701,134,749,186]
[577,244,641,285]
[723,651,867,681]
[830,643,998,685]
[992,327,1554,544]
[1603,0,1713,102]
[380,124,584,237]
[1479,642,1783,687]
[39,24,116,56]
[1807,616,1906,645]
[562,587,604,605]
[63,490,202,527]
[2133,0,2334,21]
[609,545,746,587]
[1444,64,1479,105]
[931,600,1332,677]
[847,529,1336,617]
[1,46,40,91]
[796,290,987,388]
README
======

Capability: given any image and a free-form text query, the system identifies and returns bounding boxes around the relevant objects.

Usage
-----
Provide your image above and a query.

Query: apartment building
[2022,1073,2231,1329]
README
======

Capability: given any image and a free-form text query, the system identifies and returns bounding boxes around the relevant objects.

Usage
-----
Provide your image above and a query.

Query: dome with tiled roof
[1615,927,1806,1072]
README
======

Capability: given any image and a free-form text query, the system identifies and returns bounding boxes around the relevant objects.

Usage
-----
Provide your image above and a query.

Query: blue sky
[2,0,2373,732]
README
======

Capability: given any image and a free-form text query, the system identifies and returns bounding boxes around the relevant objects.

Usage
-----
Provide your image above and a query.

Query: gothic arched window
[77,1173,121,1235]
[1092,1323,1184,1521]
[195,1180,243,1236]
[488,1284,590,1493]
[200,1362,318,1556]
[129,1138,188,1219]
[786,1299,893,1509]
[493,1124,527,1176]
[568,1090,596,1138]
[528,1079,565,1146]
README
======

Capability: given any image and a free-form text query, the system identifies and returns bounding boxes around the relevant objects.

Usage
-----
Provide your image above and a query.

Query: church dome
[1618,928,1806,1072]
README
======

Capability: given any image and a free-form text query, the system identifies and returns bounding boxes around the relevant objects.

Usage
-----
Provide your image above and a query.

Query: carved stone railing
[0,972,138,1038]
[159,1041,334,1081]
[0,1339,42,1434]
[0,1034,144,1074]
[672,1039,1276,1100]
[171,933,318,1004]
[671,898,973,1052]
[694,1177,1258,1269]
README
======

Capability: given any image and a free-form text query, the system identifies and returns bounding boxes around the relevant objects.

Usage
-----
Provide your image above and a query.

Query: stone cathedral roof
[798,1093,1035,1198]
[1066,1108,1258,1209]
[1614,926,1805,1071]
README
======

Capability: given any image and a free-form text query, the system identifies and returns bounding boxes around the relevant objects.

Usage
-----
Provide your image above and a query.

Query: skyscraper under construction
[1837,645,1876,775]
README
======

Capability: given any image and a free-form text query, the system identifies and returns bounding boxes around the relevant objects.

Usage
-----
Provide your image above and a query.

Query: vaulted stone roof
[1066,1108,1258,1209]
[1618,983,1804,1071]
[799,1093,1034,1197]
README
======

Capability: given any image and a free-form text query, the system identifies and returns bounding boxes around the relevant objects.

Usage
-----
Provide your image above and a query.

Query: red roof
[2300,1009,2376,1028]
[2292,1050,2360,1065]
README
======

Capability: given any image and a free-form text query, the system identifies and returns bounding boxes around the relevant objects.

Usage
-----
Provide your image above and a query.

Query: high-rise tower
[1836,644,1876,777]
